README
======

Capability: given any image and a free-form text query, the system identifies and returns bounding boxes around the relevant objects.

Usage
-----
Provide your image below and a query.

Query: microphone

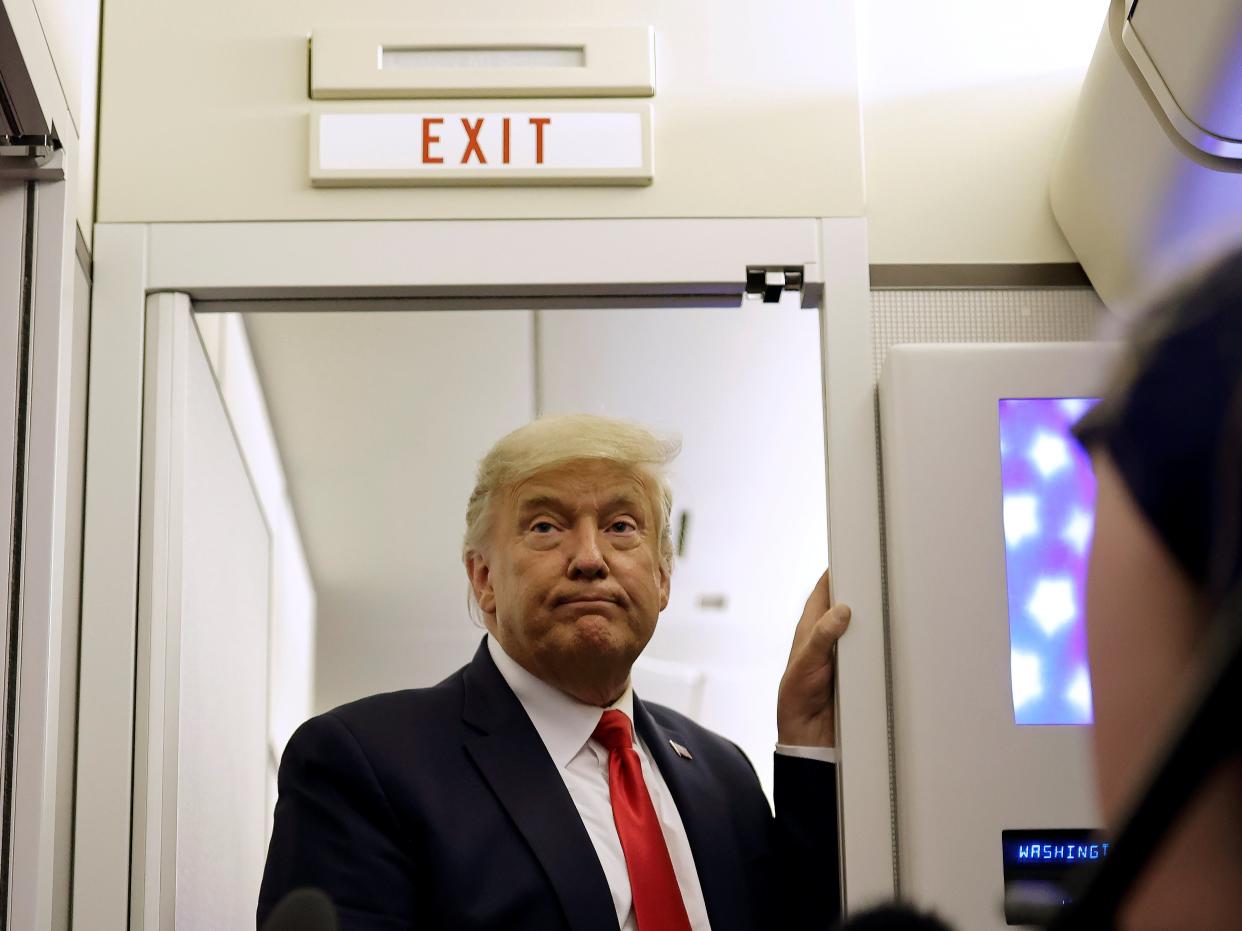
[260,888,339,931]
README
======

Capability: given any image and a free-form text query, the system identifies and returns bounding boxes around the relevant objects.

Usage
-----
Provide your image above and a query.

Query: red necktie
[592,710,694,931]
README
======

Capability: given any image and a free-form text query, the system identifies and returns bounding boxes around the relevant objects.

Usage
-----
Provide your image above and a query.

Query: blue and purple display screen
[999,398,1100,726]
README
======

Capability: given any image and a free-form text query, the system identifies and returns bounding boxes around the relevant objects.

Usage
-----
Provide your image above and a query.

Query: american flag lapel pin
[669,739,693,760]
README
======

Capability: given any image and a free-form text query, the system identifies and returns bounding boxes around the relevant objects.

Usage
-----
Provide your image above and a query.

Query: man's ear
[658,564,670,612]
[465,551,496,615]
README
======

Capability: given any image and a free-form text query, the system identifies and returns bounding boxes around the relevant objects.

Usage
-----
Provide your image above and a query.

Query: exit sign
[310,106,653,187]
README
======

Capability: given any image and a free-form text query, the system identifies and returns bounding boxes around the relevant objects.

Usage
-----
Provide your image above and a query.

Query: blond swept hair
[462,414,681,574]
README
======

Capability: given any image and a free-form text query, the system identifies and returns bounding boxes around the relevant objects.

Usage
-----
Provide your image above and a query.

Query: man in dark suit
[258,415,851,930]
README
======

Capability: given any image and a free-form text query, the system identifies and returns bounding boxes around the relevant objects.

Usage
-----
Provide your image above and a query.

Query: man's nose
[566,522,608,578]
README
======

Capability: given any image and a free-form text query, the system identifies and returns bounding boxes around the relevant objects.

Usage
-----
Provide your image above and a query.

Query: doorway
[75,217,890,928]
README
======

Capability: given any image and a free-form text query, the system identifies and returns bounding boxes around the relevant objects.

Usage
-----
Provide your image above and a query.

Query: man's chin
[547,615,647,671]
[544,627,640,704]
[561,612,627,647]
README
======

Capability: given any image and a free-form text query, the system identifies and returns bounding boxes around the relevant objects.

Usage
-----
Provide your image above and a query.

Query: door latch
[745,266,804,303]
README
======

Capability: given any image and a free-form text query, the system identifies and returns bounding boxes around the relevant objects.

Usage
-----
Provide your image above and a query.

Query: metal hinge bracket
[0,137,63,181]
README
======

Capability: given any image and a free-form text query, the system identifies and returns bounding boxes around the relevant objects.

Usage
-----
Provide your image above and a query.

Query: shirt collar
[487,633,634,769]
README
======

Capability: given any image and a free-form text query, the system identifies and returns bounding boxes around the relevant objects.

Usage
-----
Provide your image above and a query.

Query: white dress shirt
[487,635,838,930]
[487,635,713,931]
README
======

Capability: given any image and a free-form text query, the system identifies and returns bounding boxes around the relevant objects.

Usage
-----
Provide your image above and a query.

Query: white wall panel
[175,315,271,930]
[189,314,316,757]
[192,312,224,370]
[189,311,316,821]
[136,301,271,928]
[266,499,315,757]
[215,316,286,509]
[241,309,536,713]
[860,1,1110,264]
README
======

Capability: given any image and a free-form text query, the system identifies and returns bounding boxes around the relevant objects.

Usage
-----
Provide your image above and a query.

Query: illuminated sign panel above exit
[310,105,653,187]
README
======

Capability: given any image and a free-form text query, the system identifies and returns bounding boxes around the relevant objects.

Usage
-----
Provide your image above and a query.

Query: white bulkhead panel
[95,1,864,222]
[879,343,1114,930]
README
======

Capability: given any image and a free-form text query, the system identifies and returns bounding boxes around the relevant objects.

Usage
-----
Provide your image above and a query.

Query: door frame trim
[75,216,893,927]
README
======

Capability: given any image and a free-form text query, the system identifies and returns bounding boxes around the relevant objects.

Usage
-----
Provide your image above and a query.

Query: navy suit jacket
[258,639,841,930]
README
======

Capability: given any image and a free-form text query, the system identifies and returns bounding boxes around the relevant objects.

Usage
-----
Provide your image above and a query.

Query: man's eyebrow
[515,494,566,516]
[600,494,646,515]
[515,493,647,517]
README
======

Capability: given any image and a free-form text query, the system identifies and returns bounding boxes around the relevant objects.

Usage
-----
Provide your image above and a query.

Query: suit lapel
[634,698,751,931]
[461,641,618,931]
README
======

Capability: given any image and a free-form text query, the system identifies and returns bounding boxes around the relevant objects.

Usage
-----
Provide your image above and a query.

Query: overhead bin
[1051,0,1242,310]
[1125,0,1242,155]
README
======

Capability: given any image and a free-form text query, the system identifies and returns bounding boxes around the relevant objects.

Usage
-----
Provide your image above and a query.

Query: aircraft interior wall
[5,0,1242,928]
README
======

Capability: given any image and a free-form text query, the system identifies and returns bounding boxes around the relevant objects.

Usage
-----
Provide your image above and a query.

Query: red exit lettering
[419,116,552,166]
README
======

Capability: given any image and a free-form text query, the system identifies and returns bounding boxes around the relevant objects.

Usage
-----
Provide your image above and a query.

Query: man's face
[466,459,670,704]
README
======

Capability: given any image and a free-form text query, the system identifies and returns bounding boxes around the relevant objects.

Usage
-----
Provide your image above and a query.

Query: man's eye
[531,521,556,533]
[610,520,636,533]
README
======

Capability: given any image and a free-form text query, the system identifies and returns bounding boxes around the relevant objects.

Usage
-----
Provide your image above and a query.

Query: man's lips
[558,597,619,608]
